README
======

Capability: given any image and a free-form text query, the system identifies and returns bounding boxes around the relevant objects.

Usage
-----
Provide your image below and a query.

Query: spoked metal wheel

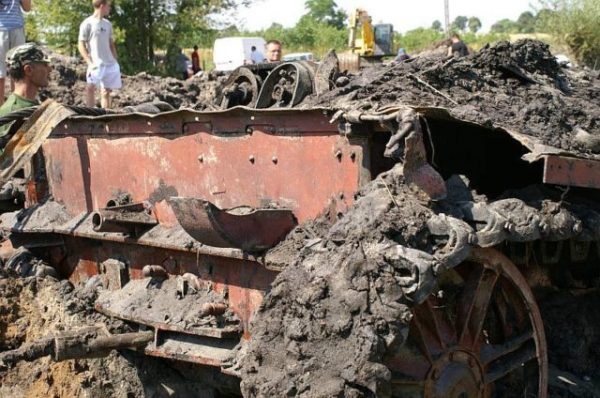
[386,247,547,398]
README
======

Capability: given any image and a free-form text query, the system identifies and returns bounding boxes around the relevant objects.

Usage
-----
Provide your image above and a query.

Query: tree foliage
[398,28,444,53]
[304,0,347,29]
[431,20,442,32]
[516,11,536,33]
[467,17,482,33]
[490,18,518,33]
[29,0,250,75]
[29,0,89,55]
[538,0,600,68]
[250,17,346,55]
[451,16,468,32]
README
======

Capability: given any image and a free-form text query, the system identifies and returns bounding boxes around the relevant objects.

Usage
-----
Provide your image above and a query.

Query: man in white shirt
[78,0,121,109]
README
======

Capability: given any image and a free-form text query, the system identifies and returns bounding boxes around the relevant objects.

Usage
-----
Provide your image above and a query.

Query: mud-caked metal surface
[0,105,371,368]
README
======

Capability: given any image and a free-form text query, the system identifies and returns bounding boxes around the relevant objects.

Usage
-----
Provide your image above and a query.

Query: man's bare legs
[85,85,111,108]
[101,88,111,109]
[85,83,96,107]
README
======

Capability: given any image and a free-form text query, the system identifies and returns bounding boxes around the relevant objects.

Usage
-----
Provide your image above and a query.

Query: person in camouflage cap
[6,42,50,72]
[0,42,51,137]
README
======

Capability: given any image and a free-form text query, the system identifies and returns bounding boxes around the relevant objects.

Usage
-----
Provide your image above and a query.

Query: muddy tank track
[238,160,600,397]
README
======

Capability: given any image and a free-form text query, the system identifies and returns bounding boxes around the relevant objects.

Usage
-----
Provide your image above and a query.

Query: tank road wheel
[387,247,547,398]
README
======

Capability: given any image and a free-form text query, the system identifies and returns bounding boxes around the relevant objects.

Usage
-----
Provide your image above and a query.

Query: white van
[213,37,266,71]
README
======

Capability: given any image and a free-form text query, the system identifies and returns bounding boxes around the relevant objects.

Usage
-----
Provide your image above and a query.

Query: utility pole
[444,0,450,36]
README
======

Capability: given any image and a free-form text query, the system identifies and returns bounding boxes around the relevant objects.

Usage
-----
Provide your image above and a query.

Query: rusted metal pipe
[0,337,54,368]
[92,202,157,234]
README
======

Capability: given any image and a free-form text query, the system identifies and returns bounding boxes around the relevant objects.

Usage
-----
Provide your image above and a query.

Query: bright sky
[235,0,539,34]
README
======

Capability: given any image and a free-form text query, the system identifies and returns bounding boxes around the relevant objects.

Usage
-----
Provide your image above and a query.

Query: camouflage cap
[6,43,50,70]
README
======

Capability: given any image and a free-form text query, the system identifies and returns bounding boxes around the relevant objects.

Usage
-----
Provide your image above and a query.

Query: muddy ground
[1,40,600,397]
[0,268,234,397]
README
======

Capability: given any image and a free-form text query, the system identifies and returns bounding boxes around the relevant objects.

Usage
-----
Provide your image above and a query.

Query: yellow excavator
[340,8,394,70]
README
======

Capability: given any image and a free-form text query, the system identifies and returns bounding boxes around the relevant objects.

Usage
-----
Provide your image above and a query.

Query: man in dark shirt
[0,42,51,138]
[448,33,469,58]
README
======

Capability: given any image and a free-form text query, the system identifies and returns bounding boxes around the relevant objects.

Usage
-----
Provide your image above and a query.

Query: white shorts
[86,63,122,90]
[0,28,26,78]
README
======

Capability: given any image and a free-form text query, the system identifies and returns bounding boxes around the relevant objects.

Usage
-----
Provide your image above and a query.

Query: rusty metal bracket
[169,197,297,252]
[543,154,600,189]
[508,242,532,265]
[0,100,75,183]
[569,240,590,263]
[539,240,563,264]
[99,259,129,290]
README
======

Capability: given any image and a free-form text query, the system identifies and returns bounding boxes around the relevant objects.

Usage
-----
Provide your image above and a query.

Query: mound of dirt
[39,53,225,110]
[240,167,437,397]
[308,40,600,154]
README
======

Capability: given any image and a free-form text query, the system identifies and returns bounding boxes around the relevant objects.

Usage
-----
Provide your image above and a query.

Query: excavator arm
[348,8,375,56]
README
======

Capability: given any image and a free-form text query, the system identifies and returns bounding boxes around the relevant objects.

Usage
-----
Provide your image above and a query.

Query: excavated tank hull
[2,101,600,396]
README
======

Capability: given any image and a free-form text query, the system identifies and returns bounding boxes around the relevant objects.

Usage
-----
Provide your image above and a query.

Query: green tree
[516,11,536,33]
[534,8,556,31]
[304,0,347,29]
[490,18,518,33]
[31,0,252,74]
[451,15,468,31]
[538,0,600,68]
[467,17,482,33]
[401,27,444,53]
[30,0,89,55]
[431,20,443,32]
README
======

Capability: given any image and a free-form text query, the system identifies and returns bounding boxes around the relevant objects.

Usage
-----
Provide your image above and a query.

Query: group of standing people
[175,45,202,80]
[0,0,120,114]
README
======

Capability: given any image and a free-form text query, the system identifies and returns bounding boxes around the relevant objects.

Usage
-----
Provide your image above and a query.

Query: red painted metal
[42,109,362,223]
[56,233,277,344]
[543,154,600,189]
[11,107,372,367]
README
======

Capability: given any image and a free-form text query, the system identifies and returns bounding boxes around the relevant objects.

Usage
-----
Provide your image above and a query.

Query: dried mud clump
[240,168,436,397]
